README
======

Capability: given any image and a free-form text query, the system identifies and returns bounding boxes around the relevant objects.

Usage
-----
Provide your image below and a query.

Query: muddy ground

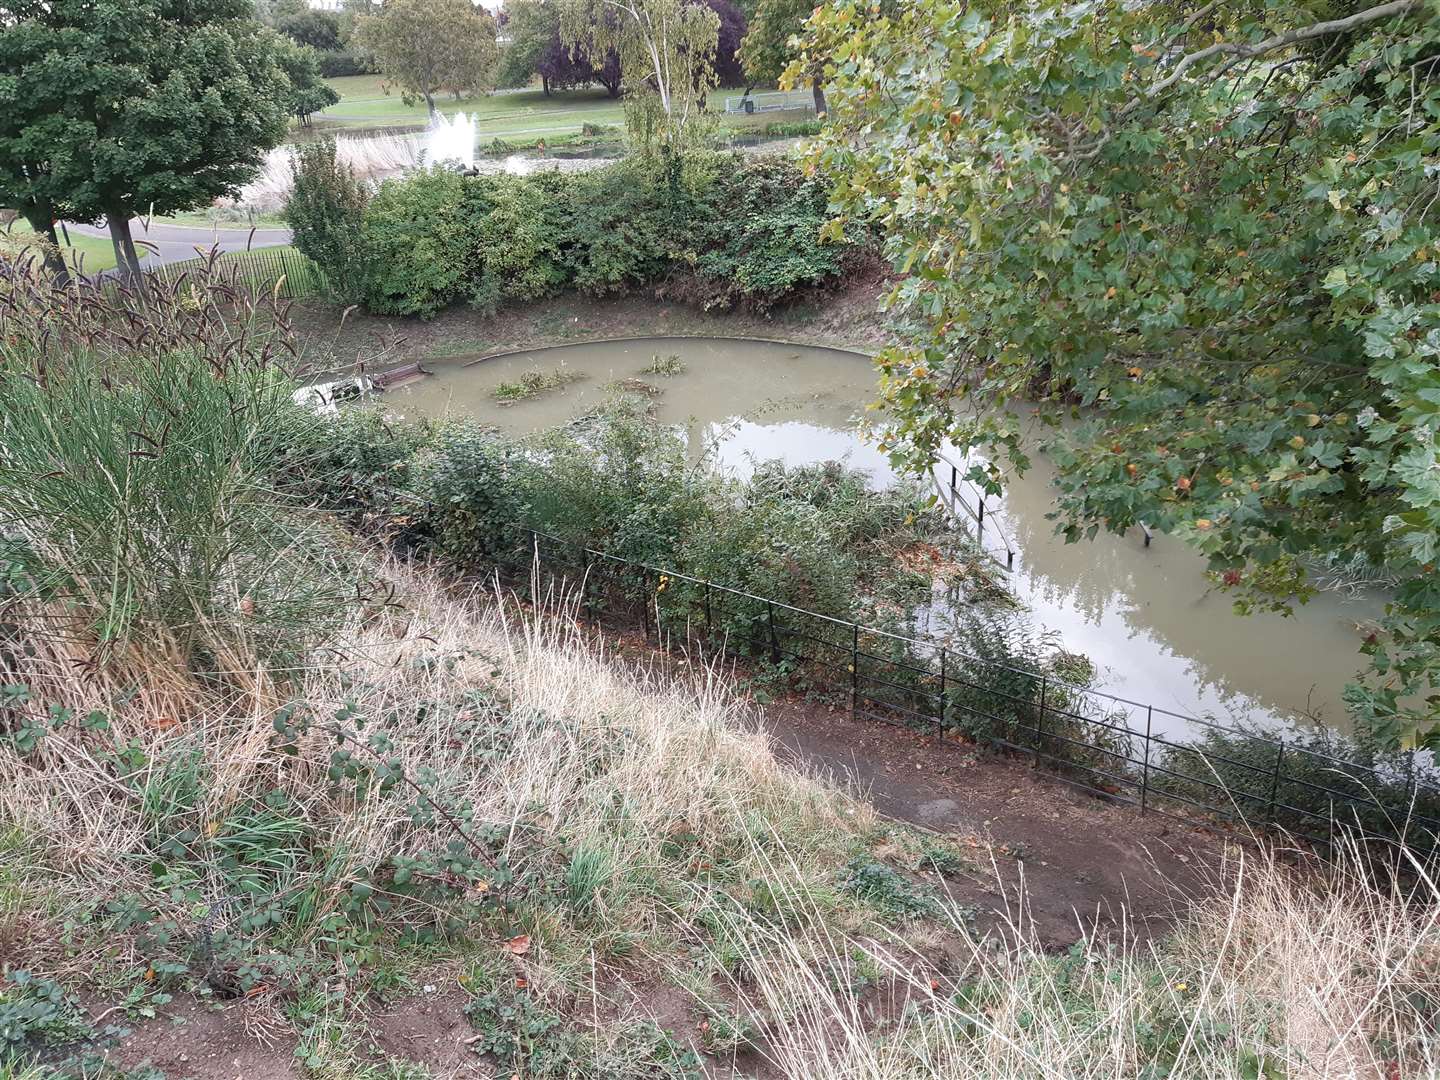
[290,274,895,373]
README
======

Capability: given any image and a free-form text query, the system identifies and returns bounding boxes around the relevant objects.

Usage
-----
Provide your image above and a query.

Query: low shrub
[289,151,867,319]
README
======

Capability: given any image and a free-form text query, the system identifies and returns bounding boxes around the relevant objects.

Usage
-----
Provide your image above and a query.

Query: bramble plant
[799,0,1440,746]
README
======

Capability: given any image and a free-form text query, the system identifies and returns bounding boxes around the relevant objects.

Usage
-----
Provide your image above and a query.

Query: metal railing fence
[502,527,1440,859]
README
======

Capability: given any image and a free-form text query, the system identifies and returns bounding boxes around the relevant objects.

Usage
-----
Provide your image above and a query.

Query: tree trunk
[106,211,143,284]
[22,207,71,286]
[424,89,437,116]
[542,74,550,96]
[811,76,827,116]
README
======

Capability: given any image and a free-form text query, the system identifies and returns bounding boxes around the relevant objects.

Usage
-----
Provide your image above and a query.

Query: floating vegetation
[604,377,663,398]
[493,367,585,404]
[641,353,686,377]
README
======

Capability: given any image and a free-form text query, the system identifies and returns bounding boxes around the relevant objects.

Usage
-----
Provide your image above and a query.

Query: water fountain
[422,112,477,171]
[228,111,590,214]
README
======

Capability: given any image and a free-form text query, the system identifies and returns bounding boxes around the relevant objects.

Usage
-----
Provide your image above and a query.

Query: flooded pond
[377,335,1383,736]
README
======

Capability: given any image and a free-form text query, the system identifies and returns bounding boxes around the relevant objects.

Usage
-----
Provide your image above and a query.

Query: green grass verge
[5,229,143,274]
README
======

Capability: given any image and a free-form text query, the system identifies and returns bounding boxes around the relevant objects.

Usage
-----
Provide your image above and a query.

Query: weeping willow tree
[560,0,720,150]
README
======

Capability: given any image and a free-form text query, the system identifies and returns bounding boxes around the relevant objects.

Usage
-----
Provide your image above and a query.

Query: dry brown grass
[5,562,1439,1077]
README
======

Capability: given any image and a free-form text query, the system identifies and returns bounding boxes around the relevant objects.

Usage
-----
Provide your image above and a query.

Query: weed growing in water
[640,353,686,377]
[493,367,585,403]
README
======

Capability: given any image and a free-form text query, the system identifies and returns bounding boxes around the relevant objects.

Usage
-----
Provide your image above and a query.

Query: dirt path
[756,692,1228,949]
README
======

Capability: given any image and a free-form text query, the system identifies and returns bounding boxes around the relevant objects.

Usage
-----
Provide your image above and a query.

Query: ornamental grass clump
[0,259,347,713]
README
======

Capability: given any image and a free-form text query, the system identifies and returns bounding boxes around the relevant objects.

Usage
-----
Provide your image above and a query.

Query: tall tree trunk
[542,74,551,96]
[107,211,143,284]
[22,206,71,286]
[424,89,437,116]
[811,76,827,115]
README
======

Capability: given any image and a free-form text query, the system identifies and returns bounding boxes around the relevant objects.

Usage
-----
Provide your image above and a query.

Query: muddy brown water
[373,335,1383,738]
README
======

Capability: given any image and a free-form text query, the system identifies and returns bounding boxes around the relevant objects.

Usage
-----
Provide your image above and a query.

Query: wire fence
[501,527,1440,859]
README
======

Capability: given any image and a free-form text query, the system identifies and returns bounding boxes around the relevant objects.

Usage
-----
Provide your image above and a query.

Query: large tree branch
[1148,0,1423,97]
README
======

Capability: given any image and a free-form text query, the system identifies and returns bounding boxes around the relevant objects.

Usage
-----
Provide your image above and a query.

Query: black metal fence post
[937,648,947,738]
[704,582,712,636]
[1140,705,1153,814]
[766,601,780,665]
[850,623,859,719]
[1034,677,1048,768]
[1267,740,1286,825]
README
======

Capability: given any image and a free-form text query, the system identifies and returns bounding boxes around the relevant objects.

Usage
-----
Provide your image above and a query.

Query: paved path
[66,219,292,266]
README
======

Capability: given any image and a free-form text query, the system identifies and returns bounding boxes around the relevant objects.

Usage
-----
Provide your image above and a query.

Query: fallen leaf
[505,934,531,955]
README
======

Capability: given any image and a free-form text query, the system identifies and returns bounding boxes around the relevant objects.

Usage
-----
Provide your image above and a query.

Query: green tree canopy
[277,8,343,49]
[354,0,499,114]
[0,0,293,280]
[496,0,558,89]
[742,0,826,111]
[801,0,1440,745]
[272,34,342,124]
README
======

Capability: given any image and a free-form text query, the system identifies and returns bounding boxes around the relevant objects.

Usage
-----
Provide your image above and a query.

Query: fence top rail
[523,526,1440,805]
[528,531,1263,729]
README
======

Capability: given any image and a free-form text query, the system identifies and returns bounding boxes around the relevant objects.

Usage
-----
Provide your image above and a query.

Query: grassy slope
[3,562,1440,1077]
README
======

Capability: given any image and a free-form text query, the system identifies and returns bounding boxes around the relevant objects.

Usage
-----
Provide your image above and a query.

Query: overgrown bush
[291,152,866,319]
[1153,724,1440,854]
[675,156,858,310]
[468,173,571,313]
[560,158,676,296]
[283,398,1048,715]
[360,168,479,317]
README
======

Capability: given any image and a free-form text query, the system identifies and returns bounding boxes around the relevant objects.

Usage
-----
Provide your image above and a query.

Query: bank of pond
[289,334,1435,853]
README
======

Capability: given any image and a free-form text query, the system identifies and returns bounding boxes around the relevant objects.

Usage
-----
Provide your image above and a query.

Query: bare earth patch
[758,691,1223,949]
[292,280,893,371]
[95,996,298,1080]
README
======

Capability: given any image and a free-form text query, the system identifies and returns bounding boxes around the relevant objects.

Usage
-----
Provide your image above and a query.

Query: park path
[66,218,292,266]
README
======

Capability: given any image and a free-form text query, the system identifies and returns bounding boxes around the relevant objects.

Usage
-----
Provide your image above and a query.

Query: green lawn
[311,77,806,139]
[7,229,144,274]
[152,209,289,230]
